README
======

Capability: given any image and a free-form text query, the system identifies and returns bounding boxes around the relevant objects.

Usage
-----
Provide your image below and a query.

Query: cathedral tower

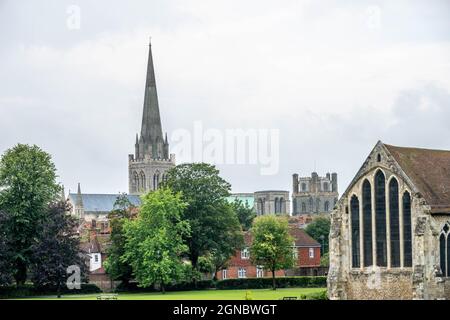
[128,42,175,195]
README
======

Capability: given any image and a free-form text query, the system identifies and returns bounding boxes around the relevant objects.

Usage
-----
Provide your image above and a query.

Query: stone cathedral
[128,43,175,195]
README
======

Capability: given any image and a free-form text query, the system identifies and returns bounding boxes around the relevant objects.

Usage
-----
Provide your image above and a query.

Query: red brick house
[216,228,321,280]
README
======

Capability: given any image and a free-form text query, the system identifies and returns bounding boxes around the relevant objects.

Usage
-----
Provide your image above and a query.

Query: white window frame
[309,248,315,258]
[222,269,228,280]
[238,267,247,279]
[256,266,264,278]
[241,248,250,260]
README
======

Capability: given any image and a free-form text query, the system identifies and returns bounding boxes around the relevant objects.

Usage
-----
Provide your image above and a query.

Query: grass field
[18,287,326,300]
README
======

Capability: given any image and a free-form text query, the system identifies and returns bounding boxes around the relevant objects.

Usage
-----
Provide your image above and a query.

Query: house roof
[243,228,320,248]
[80,237,101,253]
[68,193,141,213]
[289,227,321,247]
[385,144,450,214]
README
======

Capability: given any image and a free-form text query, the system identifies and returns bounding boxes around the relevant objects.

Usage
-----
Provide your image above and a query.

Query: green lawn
[18,287,326,300]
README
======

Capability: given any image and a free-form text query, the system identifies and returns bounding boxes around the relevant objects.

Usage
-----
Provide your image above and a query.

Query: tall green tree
[122,188,190,293]
[29,201,86,297]
[250,215,294,290]
[0,144,60,284]
[104,194,135,287]
[305,215,330,254]
[232,199,256,231]
[162,163,243,281]
[0,210,14,285]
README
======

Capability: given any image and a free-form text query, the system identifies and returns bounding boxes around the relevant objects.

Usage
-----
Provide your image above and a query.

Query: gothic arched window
[403,191,412,267]
[350,195,360,268]
[274,198,279,213]
[140,171,146,192]
[323,182,329,192]
[302,183,307,192]
[316,198,321,213]
[440,232,447,277]
[362,179,373,267]
[375,170,387,267]
[133,172,139,193]
[324,201,330,212]
[279,198,284,213]
[389,178,400,267]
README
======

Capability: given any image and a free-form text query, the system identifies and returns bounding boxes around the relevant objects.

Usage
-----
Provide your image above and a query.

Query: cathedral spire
[140,41,163,153]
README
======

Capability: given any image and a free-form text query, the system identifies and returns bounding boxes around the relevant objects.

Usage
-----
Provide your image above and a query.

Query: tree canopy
[29,201,86,296]
[104,193,136,285]
[304,215,330,254]
[0,144,61,284]
[250,215,294,290]
[162,163,243,279]
[232,199,256,231]
[122,188,190,292]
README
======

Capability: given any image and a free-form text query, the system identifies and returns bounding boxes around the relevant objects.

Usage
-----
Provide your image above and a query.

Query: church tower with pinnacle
[128,42,175,195]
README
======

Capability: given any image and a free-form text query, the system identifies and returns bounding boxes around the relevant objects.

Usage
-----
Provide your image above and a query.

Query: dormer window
[241,248,250,260]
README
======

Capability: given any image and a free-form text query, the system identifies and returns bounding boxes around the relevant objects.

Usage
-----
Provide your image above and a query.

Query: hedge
[115,280,215,293]
[0,283,101,298]
[115,277,326,292]
[215,276,327,290]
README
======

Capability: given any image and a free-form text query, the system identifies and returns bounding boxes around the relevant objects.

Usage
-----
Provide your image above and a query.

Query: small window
[94,254,99,263]
[301,183,307,191]
[222,269,228,280]
[256,266,264,278]
[309,248,315,258]
[377,154,382,162]
[241,248,250,260]
[238,268,247,279]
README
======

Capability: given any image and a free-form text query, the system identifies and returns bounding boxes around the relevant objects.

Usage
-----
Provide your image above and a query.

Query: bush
[115,280,215,293]
[114,276,326,293]
[215,276,327,290]
[304,289,328,300]
[0,283,101,298]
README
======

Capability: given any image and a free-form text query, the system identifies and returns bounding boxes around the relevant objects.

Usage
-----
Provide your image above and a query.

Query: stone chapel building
[328,141,450,300]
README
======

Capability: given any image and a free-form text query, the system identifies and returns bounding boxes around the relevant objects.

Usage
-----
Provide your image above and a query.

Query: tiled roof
[385,144,450,214]
[288,227,321,247]
[68,193,141,213]
[243,228,320,247]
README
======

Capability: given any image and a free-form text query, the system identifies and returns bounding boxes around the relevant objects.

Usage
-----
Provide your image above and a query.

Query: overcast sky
[1,0,450,197]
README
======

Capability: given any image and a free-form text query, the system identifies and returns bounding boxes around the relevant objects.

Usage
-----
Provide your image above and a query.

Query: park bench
[281,296,298,300]
[96,293,118,300]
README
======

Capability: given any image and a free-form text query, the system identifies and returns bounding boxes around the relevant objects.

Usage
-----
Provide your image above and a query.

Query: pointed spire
[140,41,163,150]
[60,185,66,202]
[76,183,83,207]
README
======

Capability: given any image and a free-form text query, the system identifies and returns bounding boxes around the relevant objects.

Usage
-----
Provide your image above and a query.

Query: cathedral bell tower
[128,41,175,195]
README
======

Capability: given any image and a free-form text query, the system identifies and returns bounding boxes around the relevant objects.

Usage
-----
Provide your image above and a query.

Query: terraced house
[328,141,450,300]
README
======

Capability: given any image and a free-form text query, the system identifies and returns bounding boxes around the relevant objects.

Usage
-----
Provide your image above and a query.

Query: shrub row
[0,283,101,298]
[215,276,327,290]
[115,280,215,293]
[115,276,327,292]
